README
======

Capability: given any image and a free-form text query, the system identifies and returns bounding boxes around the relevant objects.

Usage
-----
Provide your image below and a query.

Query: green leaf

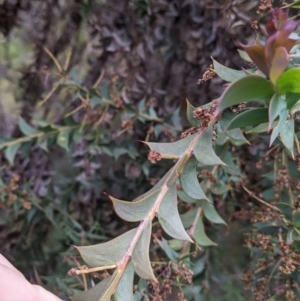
[227,108,268,130]
[186,99,199,127]
[270,108,288,146]
[5,143,21,165]
[204,202,226,225]
[277,68,300,95]
[145,134,194,159]
[132,219,156,280]
[268,94,286,130]
[181,208,198,228]
[237,49,252,62]
[110,190,158,222]
[286,92,300,109]
[158,184,192,241]
[212,58,246,82]
[37,136,48,152]
[71,275,113,301]
[57,129,70,151]
[74,228,136,267]
[155,237,179,261]
[178,190,197,204]
[280,118,295,158]
[194,218,217,246]
[114,263,134,301]
[180,157,209,201]
[19,117,39,136]
[219,76,274,112]
[246,122,278,134]
[220,110,248,143]
[193,126,225,165]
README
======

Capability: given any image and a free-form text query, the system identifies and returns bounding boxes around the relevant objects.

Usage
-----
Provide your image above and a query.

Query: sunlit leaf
[19,117,39,136]
[158,184,192,241]
[114,263,134,301]
[132,219,156,280]
[186,99,199,127]
[277,68,300,95]
[212,58,246,82]
[180,156,209,201]
[74,228,136,267]
[204,202,226,225]
[193,126,225,165]
[145,134,194,159]
[227,108,268,130]
[193,218,217,246]
[5,143,21,165]
[280,118,294,158]
[219,76,274,112]
[110,190,158,222]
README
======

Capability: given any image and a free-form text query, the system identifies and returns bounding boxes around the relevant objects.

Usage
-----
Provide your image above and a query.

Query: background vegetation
[1,0,300,300]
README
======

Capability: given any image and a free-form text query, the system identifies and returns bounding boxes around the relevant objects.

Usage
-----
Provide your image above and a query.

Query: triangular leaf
[219,75,274,112]
[145,134,195,159]
[193,126,225,165]
[74,228,136,267]
[5,143,21,165]
[178,190,197,204]
[71,275,113,301]
[246,121,278,134]
[220,110,248,143]
[155,237,179,261]
[19,117,39,136]
[268,94,286,130]
[212,58,246,82]
[204,202,226,225]
[110,190,158,222]
[180,156,209,201]
[270,108,288,146]
[280,118,295,158]
[181,208,198,228]
[114,263,134,301]
[186,99,199,127]
[237,49,252,62]
[193,218,217,246]
[57,129,71,151]
[227,108,269,130]
[158,184,192,241]
[132,219,156,280]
